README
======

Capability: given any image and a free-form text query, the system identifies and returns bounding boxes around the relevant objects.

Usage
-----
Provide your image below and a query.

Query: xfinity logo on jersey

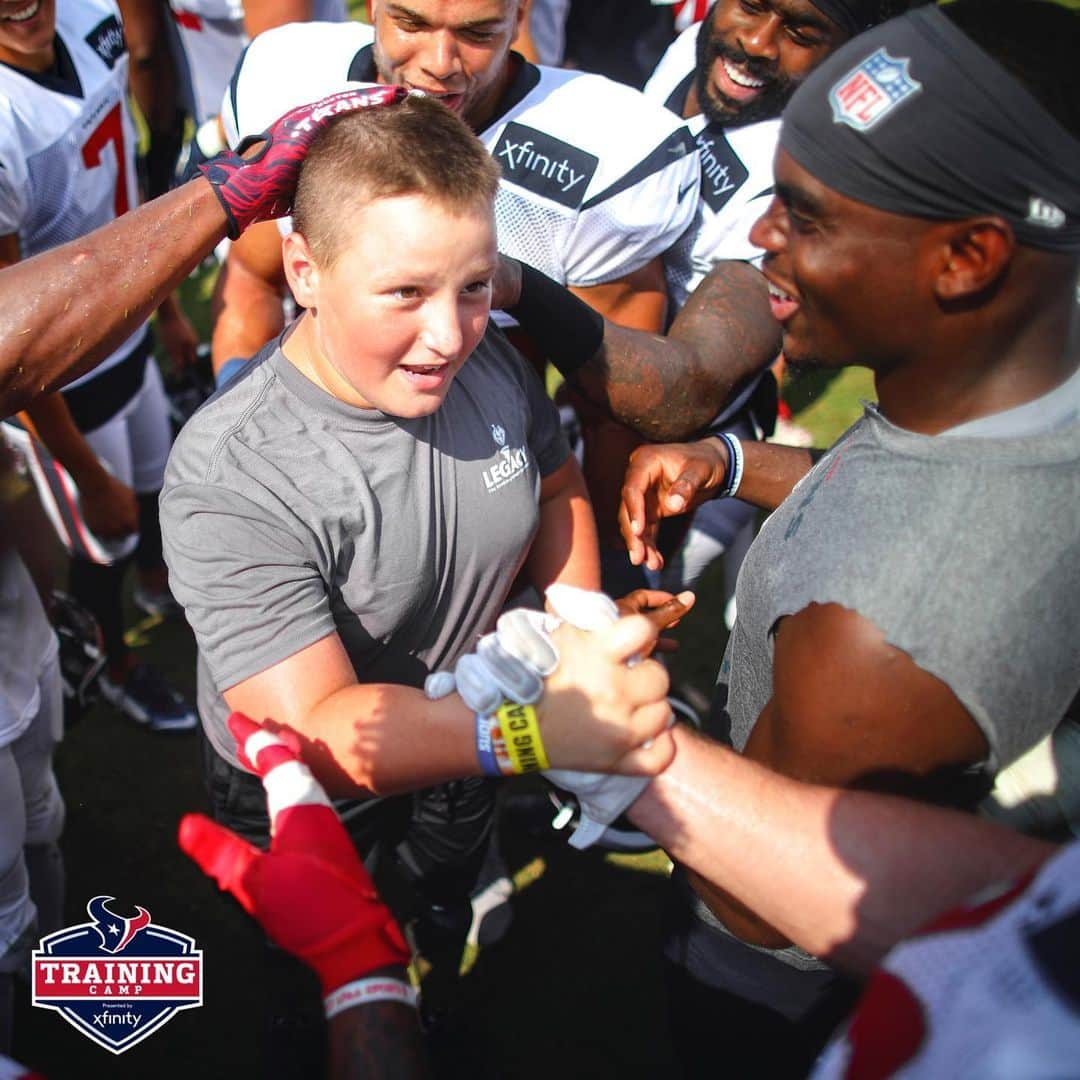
[696,127,750,213]
[85,15,127,70]
[32,896,203,1054]
[482,422,530,493]
[494,122,599,210]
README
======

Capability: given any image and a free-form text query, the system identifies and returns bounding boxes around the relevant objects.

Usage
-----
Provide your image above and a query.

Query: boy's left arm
[526,456,601,593]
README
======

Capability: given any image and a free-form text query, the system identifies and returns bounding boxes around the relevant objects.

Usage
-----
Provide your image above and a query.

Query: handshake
[425,585,693,848]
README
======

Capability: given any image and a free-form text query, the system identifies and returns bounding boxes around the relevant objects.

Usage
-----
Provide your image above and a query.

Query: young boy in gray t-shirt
[161,94,602,1030]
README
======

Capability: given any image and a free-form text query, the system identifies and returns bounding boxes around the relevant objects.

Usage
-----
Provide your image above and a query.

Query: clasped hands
[426,584,693,847]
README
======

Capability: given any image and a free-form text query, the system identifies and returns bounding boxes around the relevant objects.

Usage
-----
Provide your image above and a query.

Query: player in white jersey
[0,0,197,732]
[645,20,780,315]
[213,1,699,575]
[639,0,912,603]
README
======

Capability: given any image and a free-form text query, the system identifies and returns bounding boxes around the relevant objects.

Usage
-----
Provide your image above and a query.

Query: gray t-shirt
[684,402,1080,983]
[162,327,569,766]
[724,404,1080,772]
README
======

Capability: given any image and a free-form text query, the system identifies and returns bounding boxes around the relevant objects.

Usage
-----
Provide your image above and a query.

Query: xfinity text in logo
[696,127,749,212]
[493,122,598,209]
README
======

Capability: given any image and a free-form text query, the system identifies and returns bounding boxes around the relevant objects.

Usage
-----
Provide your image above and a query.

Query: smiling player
[640,0,918,601]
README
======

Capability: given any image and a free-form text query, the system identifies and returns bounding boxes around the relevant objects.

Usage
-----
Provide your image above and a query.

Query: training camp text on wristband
[324,976,418,1020]
[496,701,549,773]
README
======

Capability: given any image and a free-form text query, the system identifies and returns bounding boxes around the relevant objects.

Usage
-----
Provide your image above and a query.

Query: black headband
[809,0,885,34]
[780,6,1080,252]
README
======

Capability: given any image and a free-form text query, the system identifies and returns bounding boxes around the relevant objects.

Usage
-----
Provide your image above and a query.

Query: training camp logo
[829,49,921,132]
[32,896,203,1054]
[483,422,529,494]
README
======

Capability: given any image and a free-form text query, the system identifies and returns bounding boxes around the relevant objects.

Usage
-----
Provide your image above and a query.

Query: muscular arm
[210,220,287,373]
[505,259,781,442]
[0,231,139,534]
[525,455,600,594]
[0,179,228,416]
[629,724,1054,978]
[685,602,991,949]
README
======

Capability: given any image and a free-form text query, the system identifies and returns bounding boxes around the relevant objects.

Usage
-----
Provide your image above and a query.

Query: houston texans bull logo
[32,897,203,1054]
[88,895,151,953]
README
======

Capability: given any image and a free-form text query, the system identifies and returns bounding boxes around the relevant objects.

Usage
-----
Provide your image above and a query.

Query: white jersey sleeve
[484,66,699,288]
[643,19,701,105]
[221,19,374,147]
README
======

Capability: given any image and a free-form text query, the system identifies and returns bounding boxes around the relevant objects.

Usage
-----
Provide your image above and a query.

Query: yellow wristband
[495,701,549,773]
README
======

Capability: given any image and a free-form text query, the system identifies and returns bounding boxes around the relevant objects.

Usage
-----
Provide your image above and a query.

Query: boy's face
[285,193,496,418]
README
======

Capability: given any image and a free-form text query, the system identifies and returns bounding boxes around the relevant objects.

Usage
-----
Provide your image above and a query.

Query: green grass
[785,365,875,447]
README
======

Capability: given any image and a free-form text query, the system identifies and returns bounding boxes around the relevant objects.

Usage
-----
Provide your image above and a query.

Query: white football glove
[423,607,560,713]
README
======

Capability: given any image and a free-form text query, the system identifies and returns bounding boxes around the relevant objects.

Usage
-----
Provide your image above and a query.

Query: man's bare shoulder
[745,601,989,791]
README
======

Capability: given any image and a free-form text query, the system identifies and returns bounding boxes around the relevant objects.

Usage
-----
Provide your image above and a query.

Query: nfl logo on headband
[829,48,921,132]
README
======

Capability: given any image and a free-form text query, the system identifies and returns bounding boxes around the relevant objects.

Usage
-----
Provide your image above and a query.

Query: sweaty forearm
[0,180,228,416]
[504,260,780,442]
[630,726,1054,977]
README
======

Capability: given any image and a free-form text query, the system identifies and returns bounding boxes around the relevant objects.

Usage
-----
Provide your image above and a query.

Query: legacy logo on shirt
[482,423,530,493]
[86,15,126,69]
[494,122,598,209]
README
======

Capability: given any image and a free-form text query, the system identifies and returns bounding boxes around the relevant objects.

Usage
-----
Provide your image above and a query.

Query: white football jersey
[223,21,700,294]
[644,22,780,313]
[168,0,347,125]
[0,0,144,388]
[813,843,1080,1079]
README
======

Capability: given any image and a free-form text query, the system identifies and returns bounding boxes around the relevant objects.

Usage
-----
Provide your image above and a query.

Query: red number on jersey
[81,103,130,217]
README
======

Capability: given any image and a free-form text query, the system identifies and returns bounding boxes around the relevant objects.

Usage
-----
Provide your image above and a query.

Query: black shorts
[201,734,495,897]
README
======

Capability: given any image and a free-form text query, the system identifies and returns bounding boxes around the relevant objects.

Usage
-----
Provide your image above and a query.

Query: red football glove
[199,85,407,239]
[178,712,411,995]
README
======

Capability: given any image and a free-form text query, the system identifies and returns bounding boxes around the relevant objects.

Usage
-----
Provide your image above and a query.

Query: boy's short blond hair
[292,93,501,267]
